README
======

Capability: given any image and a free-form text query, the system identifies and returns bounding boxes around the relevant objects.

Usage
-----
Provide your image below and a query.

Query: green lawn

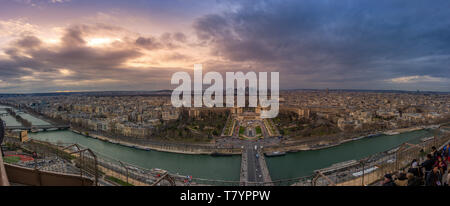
[224,119,234,136]
[239,126,245,135]
[255,126,262,135]
[3,156,20,164]
[105,175,134,186]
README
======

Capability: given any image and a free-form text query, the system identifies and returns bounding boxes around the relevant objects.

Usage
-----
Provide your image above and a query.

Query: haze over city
[0,0,449,93]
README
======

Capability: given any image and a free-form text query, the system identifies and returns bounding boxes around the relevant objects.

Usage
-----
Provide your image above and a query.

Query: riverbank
[0,104,240,156]
[70,123,440,157]
[28,130,242,181]
[70,129,242,155]
[265,129,440,181]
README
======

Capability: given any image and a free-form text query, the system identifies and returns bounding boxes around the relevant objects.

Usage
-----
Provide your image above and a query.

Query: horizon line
[0,88,449,95]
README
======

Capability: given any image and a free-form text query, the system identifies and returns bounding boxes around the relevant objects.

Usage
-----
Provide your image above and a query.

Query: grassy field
[224,118,234,136]
[256,126,262,135]
[105,175,134,186]
[239,126,245,135]
[3,156,20,164]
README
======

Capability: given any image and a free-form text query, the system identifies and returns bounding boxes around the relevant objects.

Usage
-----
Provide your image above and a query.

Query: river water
[0,104,434,181]
[0,105,21,126]
[29,130,242,181]
[265,130,432,180]
[19,113,51,125]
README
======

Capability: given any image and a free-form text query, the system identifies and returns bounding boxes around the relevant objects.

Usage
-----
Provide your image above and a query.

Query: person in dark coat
[382,174,396,186]
[425,166,442,186]
[408,159,421,177]
[421,154,435,177]
[430,146,439,161]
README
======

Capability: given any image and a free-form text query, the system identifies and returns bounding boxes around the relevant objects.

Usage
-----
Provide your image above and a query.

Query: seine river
[0,105,433,181]
[266,130,431,180]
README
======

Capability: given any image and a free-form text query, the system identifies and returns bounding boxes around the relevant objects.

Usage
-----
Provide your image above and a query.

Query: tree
[212,130,218,136]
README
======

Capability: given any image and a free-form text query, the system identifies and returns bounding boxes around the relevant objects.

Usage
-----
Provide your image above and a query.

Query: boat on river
[315,160,359,175]
[421,136,434,142]
[210,152,232,156]
[352,166,378,177]
[384,131,400,135]
[265,151,286,157]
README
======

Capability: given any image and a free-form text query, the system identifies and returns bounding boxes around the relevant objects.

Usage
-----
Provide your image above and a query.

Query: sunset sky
[0,0,449,93]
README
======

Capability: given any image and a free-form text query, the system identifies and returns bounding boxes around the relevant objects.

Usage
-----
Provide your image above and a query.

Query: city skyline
[1,0,450,93]
[1,88,450,95]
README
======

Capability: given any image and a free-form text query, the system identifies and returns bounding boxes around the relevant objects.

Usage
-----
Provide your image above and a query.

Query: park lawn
[105,175,134,186]
[3,156,21,164]
[255,126,262,135]
[224,119,234,136]
[239,126,245,135]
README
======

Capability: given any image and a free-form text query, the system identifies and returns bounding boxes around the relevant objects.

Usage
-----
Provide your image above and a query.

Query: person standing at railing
[431,146,439,162]
[446,168,450,186]
[408,159,422,178]
[382,174,396,186]
[434,156,447,175]
[421,154,435,178]
[443,143,450,162]
[425,166,442,186]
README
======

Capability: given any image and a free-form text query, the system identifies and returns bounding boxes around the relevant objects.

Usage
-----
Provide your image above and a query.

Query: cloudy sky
[0,0,449,93]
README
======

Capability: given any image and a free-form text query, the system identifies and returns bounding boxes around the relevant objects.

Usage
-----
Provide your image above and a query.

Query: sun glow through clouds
[86,37,121,47]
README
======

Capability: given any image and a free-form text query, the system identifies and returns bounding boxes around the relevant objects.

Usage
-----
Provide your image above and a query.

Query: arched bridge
[5,124,70,131]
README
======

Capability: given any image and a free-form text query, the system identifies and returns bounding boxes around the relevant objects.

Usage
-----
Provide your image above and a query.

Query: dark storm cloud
[135,32,189,50]
[15,36,42,48]
[2,30,141,74]
[194,0,450,90]
[0,45,49,79]
[135,36,162,50]
[0,26,136,89]
[31,46,142,71]
[173,32,187,43]
[0,23,195,92]
[62,26,86,47]
[0,58,33,78]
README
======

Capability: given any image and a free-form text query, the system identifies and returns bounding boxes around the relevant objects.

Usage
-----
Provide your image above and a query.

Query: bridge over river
[240,143,272,186]
[0,106,69,131]
[5,125,70,131]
